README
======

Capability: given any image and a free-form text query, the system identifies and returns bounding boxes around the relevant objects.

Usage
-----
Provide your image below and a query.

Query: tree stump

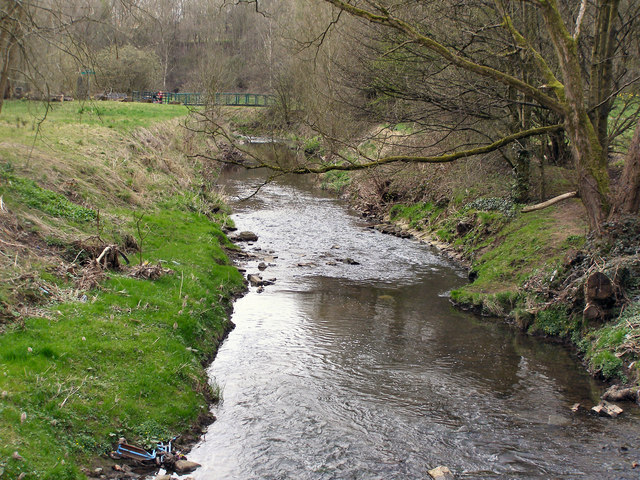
[585,271,614,301]
[583,302,604,322]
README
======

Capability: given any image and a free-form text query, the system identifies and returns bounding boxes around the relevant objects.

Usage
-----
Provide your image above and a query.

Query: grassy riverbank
[0,101,245,479]
[387,196,640,384]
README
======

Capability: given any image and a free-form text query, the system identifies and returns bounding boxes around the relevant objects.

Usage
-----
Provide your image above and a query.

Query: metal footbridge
[132,91,275,107]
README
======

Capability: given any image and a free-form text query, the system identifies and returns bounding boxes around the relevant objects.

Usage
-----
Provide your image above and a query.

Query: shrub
[532,307,572,336]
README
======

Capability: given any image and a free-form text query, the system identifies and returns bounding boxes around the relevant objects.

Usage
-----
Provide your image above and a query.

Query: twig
[0,238,26,248]
[59,376,88,409]
[71,248,85,264]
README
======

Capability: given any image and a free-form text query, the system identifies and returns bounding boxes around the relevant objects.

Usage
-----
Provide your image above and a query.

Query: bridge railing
[131,91,276,107]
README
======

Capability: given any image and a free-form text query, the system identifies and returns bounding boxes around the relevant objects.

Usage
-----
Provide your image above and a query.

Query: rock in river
[339,257,360,265]
[428,465,455,479]
[231,231,258,242]
[174,460,201,474]
[592,401,623,418]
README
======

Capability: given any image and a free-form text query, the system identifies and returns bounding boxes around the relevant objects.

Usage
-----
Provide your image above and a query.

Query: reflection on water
[185,168,640,479]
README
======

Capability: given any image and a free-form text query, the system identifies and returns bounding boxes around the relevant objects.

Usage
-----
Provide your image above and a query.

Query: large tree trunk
[564,109,609,230]
[613,120,640,215]
[540,0,610,231]
[588,0,621,154]
[0,1,24,115]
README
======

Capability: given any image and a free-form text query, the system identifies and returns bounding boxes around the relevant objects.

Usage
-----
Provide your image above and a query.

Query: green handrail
[131,91,276,107]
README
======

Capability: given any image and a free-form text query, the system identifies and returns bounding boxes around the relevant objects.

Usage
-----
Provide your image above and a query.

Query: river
[181,166,640,479]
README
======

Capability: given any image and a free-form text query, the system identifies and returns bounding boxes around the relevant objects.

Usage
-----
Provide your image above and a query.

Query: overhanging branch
[286,124,563,174]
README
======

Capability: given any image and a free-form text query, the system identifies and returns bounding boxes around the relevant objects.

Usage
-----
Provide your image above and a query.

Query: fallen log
[522,191,577,213]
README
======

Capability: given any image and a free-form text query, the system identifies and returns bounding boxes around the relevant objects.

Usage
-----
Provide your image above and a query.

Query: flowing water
[183,165,640,479]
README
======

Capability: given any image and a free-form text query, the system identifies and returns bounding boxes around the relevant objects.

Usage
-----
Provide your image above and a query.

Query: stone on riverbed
[428,465,455,479]
[247,274,275,287]
[231,231,258,242]
[174,460,201,474]
[592,401,623,418]
[339,257,360,265]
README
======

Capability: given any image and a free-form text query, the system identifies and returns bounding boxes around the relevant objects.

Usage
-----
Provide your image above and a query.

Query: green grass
[0,209,244,479]
[461,209,557,291]
[1,100,192,134]
[390,202,443,230]
[0,169,96,222]
[0,100,245,479]
[529,306,576,337]
[581,302,640,381]
[320,170,351,193]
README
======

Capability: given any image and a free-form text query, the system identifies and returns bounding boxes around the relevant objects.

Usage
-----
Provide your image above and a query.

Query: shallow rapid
[184,168,640,479]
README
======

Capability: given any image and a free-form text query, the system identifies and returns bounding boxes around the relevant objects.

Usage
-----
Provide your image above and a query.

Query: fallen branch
[0,237,26,249]
[522,191,577,213]
[59,376,88,409]
[96,246,112,265]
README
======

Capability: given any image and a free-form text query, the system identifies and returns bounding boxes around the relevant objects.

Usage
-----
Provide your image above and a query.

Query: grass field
[0,100,245,479]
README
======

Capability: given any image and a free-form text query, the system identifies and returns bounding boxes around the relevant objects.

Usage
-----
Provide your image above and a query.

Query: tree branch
[522,191,577,212]
[573,0,588,39]
[323,0,565,114]
[495,1,565,100]
[285,124,563,174]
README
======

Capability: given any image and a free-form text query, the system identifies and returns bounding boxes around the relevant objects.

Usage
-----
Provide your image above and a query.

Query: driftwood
[522,191,577,212]
[582,271,616,321]
[583,302,604,321]
[95,245,130,270]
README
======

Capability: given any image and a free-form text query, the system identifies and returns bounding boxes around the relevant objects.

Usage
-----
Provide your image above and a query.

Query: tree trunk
[613,119,640,215]
[0,1,24,115]
[563,109,609,230]
[539,0,610,230]
[513,147,531,203]
[588,0,621,154]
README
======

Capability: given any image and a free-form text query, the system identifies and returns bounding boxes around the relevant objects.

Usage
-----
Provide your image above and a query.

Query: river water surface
[184,167,640,479]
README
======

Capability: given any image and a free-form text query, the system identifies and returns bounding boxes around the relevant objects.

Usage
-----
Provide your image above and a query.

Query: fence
[131,91,276,107]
